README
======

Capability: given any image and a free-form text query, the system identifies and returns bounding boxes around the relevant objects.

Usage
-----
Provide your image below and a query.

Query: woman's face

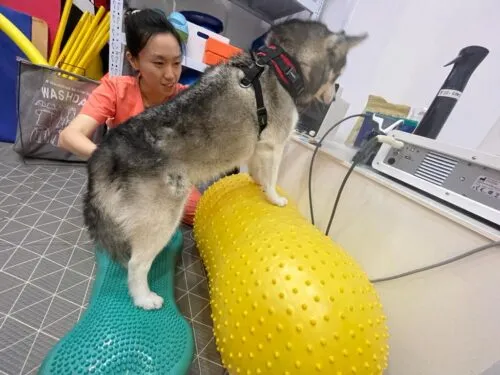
[128,32,182,97]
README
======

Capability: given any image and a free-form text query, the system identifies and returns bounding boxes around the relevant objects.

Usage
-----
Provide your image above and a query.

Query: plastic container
[167,11,188,43]
[184,21,229,65]
[203,37,242,65]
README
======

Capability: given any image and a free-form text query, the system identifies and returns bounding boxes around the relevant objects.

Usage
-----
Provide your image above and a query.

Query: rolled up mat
[194,173,389,374]
[39,228,194,375]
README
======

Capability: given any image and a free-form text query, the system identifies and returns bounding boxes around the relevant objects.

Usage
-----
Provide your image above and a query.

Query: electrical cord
[325,160,358,236]
[323,134,386,236]
[370,241,500,283]
[308,113,368,225]
[307,114,500,282]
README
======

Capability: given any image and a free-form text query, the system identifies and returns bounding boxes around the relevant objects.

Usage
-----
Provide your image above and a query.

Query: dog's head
[266,20,367,107]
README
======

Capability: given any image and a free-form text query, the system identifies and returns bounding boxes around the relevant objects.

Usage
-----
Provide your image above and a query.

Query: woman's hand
[58,114,101,160]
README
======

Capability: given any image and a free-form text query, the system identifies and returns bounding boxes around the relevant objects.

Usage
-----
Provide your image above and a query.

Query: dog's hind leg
[127,235,170,310]
[126,171,190,310]
[248,141,288,207]
[127,203,184,309]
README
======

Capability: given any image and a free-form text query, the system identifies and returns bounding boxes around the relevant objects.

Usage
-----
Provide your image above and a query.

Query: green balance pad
[39,229,194,375]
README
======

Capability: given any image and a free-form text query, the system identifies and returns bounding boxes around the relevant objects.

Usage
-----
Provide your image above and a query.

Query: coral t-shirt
[80,73,187,127]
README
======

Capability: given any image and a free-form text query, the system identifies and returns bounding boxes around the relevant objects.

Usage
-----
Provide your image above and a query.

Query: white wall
[320,0,356,31]
[323,0,500,151]
[479,115,500,156]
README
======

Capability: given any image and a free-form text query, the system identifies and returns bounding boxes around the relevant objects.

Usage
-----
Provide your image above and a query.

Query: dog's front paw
[268,194,288,207]
[133,292,164,310]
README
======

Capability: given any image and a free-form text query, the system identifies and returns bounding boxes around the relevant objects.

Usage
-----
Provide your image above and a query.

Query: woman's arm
[58,114,101,160]
[59,74,118,160]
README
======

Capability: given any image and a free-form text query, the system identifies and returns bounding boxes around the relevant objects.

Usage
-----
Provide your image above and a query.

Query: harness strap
[239,44,304,137]
[256,45,305,98]
[238,63,268,134]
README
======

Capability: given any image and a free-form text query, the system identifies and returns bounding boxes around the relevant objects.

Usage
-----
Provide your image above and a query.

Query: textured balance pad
[39,228,195,375]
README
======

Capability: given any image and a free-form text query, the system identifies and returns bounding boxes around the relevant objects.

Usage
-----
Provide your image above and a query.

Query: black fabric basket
[13,58,105,162]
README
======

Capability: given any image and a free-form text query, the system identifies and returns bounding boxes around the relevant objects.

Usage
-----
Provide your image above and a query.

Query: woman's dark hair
[124,8,183,57]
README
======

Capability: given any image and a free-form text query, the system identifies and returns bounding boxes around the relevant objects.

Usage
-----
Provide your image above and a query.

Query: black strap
[239,62,267,134]
[254,46,282,65]
[253,78,267,133]
[239,62,264,88]
[255,45,305,99]
[271,55,305,98]
[239,44,304,137]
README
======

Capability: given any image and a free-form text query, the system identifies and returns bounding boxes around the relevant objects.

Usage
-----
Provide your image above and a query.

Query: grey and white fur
[83,19,367,310]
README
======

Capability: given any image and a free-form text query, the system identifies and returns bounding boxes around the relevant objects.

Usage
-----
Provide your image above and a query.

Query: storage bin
[13,58,105,162]
[203,37,242,65]
[184,21,229,65]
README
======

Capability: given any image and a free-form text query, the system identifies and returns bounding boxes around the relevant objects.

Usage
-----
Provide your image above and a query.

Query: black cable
[324,133,388,235]
[370,241,500,283]
[308,113,368,225]
[325,160,359,236]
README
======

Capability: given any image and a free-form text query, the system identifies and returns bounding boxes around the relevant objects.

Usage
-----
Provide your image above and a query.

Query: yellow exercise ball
[194,173,389,375]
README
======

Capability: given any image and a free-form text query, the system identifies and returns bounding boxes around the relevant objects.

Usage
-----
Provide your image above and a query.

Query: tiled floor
[0,156,225,374]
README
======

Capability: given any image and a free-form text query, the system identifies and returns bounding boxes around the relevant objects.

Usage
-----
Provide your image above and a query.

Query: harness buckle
[255,60,266,68]
[284,66,298,82]
[283,66,305,96]
[239,78,252,88]
[255,54,269,68]
[256,106,268,128]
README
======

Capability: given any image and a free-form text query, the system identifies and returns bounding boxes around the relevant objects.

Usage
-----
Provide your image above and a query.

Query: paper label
[437,89,462,99]
[471,176,500,200]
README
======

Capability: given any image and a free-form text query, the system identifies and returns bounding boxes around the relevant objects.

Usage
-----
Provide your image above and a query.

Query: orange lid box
[203,37,243,65]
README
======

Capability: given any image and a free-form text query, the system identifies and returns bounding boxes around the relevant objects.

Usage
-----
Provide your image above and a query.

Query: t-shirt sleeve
[79,75,117,124]
[176,83,188,93]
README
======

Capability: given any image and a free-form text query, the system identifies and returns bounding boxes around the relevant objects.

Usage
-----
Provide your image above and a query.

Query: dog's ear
[344,32,368,49]
[326,32,368,52]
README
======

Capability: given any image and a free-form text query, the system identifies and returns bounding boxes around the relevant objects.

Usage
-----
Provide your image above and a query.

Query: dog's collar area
[239,44,305,136]
[255,45,305,99]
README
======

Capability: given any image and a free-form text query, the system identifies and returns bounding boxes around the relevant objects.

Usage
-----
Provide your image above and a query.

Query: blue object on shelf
[180,67,201,86]
[354,111,418,148]
[0,6,32,143]
[251,33,268,52]
[180,10,223,34]
[168,11,188,43]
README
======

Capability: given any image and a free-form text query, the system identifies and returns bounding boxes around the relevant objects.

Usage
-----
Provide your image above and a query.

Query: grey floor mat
[0,158,225,375]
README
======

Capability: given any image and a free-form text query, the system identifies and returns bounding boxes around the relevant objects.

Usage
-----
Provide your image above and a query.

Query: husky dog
[83,19,367,310]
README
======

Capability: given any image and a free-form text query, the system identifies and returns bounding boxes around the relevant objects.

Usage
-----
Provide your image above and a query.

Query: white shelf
[296,0,323,16]
[183,56,207,72]
[227,0,324,23]
[109,0,326,76]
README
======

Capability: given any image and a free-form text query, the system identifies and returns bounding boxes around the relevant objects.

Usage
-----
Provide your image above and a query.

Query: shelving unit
[109,0,325,76]
[226,0,323,23]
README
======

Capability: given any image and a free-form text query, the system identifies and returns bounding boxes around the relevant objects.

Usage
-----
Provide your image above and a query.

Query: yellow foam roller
[194,173,389,375]
[49,0,73,65]
[0,13,47,65]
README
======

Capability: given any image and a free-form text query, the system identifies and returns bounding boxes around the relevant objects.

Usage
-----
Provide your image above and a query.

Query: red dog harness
[239,44,305,136]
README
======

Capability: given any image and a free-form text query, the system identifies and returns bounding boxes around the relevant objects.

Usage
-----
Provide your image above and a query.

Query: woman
[59,8,200,225]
